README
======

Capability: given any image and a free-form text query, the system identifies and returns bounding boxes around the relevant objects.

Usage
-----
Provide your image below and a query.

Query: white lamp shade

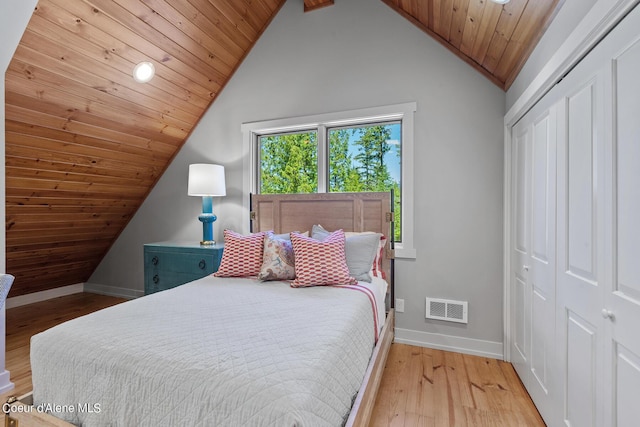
[188,164,226,196]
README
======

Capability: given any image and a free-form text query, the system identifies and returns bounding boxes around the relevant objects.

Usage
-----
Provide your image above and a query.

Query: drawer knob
[199,259,206,270]
[153,274,159,284]
[152,256,159,265]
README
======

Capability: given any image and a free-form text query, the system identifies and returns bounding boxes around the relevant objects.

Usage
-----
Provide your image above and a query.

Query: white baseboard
[83,282,142,300]
[6,283,84,309]
[6,283,142,309]
[394,327,504,360]
[0,370,14,394]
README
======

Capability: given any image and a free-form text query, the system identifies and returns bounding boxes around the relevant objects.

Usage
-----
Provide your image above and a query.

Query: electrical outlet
[395,298,405,313]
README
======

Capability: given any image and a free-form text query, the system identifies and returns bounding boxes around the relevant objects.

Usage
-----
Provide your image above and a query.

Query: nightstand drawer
[143,242,223,295]
[145,271,205,294]
[146,251,214,274]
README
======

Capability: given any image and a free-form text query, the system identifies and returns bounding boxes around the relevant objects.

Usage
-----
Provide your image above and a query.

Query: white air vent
[425,298,468,324]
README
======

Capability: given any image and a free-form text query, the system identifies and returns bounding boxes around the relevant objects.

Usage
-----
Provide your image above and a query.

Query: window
[242,103,416,258]
[259,131,318,194]
[258,122,402,242]
[328,123,402,243]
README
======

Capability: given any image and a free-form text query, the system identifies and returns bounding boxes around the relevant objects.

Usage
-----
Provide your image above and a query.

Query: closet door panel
[531,114,553,272]
[566,84,597,283]
[531,289,552,392]
[529,110,557,412]
[514,275,528,362]
[566,311,597,427]
[610,31,640,424]
[511,104,558,421]
[556,76,605,427]
[614,37,640,313]
[515,130,529,257]
[511,123,532,383]
[615,344,640,425]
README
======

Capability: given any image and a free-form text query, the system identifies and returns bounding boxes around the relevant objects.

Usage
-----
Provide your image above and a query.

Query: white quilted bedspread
[30,276,385,426]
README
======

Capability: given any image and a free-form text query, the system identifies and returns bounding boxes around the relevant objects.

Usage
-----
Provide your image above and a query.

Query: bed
[8,192,395,427]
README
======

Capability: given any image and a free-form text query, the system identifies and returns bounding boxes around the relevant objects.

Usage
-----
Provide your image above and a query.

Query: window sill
[394,247,416,259]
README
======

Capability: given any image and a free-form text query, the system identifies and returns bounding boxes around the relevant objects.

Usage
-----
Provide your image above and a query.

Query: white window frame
[241,102,416,258]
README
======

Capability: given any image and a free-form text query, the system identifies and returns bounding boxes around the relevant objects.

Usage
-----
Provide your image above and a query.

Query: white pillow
[311,224,381,282]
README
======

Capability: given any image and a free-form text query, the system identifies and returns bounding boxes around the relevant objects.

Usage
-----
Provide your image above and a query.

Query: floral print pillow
[258,232,296,281]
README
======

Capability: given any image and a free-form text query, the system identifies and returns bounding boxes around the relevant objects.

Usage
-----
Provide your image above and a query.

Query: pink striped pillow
[214,230,269,277]
[370,235,387,280]
[290,230,357,287]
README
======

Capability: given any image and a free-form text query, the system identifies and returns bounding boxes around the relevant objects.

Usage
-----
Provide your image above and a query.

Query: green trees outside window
[259,131,318,194]
[258,122,401,242]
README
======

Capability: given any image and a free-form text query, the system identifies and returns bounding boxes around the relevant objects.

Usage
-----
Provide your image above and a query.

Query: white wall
[89,0,506,355]
[0,0,38,394]
[506,0,597,109]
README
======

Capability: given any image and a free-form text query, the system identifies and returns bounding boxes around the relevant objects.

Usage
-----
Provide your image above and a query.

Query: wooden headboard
[250,192,394,297]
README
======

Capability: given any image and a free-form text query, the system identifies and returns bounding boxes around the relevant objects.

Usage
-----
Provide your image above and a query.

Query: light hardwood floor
[2,293,544,426]
[371,344,546,426]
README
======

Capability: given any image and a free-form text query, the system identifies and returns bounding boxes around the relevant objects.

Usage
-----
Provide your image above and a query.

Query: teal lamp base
[198,196,217,246]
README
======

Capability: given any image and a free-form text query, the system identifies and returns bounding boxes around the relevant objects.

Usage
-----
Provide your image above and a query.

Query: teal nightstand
[144,242,224,295]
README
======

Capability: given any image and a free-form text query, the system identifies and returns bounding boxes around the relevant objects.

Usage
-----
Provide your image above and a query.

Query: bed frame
[251,191,396,426]
[5,192,396,426]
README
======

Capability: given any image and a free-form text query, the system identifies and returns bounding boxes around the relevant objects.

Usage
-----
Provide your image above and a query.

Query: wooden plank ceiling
[5,0,560,297]
[5,0,285,297]
[383,0,562,89]
[303,0,334,13]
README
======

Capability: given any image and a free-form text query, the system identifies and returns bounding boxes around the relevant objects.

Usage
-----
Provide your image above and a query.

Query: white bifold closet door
[510,4,640,426]
[555,4,640,426]
[510,91,558,425]
[602,10,640,425]
[555,50,607,427]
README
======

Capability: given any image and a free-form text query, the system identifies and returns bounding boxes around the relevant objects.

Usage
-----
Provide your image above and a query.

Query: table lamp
[188,164,226,245]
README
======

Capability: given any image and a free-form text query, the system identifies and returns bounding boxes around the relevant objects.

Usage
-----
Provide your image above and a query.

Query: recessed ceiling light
[133,61,155,83]
[491,0,510,4]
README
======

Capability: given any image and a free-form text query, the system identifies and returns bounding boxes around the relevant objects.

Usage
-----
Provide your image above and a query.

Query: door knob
[523,265,530,272]
[601,309,614,320]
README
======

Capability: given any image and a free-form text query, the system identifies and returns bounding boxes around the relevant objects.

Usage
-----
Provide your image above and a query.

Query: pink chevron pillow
[290,230,357,287]
[214,230,269,277]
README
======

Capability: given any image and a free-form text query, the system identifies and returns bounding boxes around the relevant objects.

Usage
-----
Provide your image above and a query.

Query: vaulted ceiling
[5,0,561,297]
[384,0,562,89]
